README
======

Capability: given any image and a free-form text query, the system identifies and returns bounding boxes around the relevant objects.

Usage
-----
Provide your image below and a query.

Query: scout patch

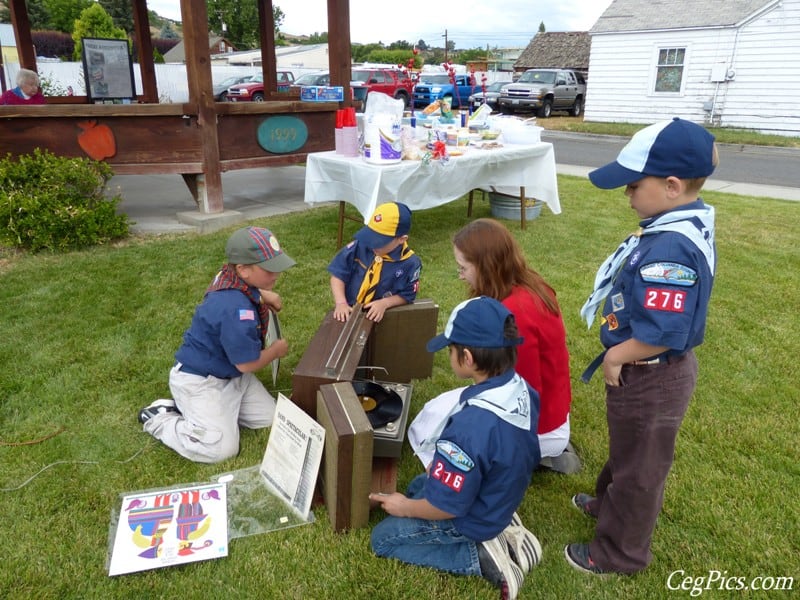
[239,309,255,320]
[436,440,475,471]
[611,293,625,312]
[640,262,698,286]
[605,313,619,330]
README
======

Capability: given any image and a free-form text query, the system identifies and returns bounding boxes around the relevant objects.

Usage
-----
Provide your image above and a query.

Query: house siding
[585,0,800,136]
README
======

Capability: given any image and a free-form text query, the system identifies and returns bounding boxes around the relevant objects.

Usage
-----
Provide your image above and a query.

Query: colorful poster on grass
[108,483,228,576]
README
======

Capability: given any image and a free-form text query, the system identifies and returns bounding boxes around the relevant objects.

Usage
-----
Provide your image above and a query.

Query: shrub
[0,149,130,252]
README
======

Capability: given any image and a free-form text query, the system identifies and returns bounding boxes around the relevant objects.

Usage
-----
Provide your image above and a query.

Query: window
[655,47,685,93]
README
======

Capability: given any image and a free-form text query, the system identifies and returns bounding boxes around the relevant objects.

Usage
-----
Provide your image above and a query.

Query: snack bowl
[481,130,501,140]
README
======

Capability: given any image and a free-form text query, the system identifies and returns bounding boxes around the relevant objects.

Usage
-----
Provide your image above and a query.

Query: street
[542,130,800,189]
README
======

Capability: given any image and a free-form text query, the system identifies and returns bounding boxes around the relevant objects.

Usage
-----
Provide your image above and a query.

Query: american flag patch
[239,309,255,321]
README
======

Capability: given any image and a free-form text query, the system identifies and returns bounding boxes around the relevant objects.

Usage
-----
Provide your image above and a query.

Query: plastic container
[500,124,543,145]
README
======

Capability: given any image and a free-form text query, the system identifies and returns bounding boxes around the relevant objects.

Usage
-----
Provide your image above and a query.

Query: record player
[350,379,413,458]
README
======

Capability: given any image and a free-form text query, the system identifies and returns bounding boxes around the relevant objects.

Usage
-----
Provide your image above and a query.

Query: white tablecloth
[304,142,561,223]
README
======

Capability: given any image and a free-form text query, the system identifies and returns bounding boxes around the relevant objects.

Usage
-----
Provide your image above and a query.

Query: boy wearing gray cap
[567,118,719,574]
[138,226,295,463]
[370,296,541,600]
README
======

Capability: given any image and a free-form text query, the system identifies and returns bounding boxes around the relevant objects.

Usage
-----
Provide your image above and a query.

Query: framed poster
[81,37,136,101]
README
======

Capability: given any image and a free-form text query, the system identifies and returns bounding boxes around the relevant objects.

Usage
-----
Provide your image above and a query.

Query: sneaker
[138,399,179,424]
[501,525,542,573]
[571,493,598,518]
[564,543,608,575]
[539,443,582,474]
[478,535,525,599]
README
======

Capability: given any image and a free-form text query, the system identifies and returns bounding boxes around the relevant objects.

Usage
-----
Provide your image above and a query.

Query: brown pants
[589,351,698,573]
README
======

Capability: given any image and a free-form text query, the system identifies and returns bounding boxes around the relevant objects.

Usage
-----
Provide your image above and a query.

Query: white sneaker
[501,525,542,573]
[478,535,525,600]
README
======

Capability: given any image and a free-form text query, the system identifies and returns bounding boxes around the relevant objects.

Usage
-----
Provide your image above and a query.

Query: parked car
[227,71,296,102]
[497,68,586,117]
[288,71,330,94]
[412,73,475,109]
[468,81,510,111]
[350,68,414,108]
[213,74,254,101]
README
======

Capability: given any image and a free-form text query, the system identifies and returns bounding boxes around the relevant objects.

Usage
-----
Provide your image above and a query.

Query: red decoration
[77,120,116,161]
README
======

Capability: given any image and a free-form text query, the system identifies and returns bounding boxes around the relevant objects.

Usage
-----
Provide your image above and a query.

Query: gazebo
[0,0,354,214]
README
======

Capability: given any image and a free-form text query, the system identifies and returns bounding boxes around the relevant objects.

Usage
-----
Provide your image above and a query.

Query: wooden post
[8,0,37,73]
[327,0,353,107]
[258,0,278,97]
[131,0,158,103]
[180,0,224,213]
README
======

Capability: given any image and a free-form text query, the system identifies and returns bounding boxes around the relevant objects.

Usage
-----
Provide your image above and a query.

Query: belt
[582,351,685,382]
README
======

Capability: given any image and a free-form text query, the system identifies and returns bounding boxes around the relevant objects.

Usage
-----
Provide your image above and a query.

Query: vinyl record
[352,380,403,429]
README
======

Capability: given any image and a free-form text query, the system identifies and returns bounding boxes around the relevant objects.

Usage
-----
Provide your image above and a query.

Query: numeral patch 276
[432,460,465,492]
[644,288,686,312]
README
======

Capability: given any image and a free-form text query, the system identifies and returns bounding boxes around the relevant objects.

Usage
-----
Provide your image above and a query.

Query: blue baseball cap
[589,118,716,189]
[354,202,412,249]
[427,296,523,352]
[225,226,296,272]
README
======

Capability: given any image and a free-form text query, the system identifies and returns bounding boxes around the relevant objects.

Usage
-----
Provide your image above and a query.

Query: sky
[147,0,613,49]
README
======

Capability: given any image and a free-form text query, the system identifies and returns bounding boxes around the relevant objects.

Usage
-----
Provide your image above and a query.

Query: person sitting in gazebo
[1,69,46,105]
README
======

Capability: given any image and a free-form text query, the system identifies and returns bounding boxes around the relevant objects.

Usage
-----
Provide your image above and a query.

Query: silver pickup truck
[497,68,586,118]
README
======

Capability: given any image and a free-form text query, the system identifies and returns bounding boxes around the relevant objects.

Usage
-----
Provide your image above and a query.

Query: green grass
[538,116,800,148]
[1,178,798,599]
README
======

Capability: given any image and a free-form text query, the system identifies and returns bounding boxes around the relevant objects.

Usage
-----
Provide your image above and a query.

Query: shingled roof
[591,0,777,33]
[513,31,591,72]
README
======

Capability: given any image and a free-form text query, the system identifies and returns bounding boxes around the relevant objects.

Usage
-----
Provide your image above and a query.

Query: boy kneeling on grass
[369,296,542,600]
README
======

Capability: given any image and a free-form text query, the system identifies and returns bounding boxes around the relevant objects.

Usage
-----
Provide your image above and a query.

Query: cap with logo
[225,226,296,272]
[427,296,523,353]
[589,117,716,189]
[354,202,412,249]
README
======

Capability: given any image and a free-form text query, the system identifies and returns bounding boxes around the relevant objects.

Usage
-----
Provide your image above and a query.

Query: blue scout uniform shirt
[175,288,263,379]
[600,200,715,355]
[327,239,422,305]
[423,370,541,542]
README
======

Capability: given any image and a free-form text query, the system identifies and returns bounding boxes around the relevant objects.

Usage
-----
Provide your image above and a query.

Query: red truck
[351,67,414,108]
[226,71,295,102]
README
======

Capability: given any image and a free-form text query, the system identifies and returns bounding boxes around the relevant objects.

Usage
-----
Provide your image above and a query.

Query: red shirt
[0,88,46,105]
[502,286,572,434]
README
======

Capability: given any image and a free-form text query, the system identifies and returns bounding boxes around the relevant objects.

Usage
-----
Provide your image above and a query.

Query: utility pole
[443,29,448,62]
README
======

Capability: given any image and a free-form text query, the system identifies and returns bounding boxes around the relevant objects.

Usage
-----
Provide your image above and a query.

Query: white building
[585,0,800,136]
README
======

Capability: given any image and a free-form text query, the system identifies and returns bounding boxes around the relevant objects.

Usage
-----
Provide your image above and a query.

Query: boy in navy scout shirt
[138,226,294,464]
[370,297,542,600]
[328,201,421,322]
[567,118,719,575]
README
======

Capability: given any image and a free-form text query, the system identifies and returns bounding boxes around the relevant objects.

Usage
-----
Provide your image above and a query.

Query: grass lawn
[1,175,798,599]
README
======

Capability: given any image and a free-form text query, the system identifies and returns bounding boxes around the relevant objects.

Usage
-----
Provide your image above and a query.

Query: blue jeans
[370,474,482,576]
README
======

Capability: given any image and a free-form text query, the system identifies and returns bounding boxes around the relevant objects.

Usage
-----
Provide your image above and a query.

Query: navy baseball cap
[589,117,716,189]
[354,202,412,249]
[427,296,523,352]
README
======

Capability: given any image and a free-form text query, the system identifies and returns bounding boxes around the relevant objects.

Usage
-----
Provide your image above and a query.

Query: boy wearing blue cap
[566,118,719,574]
[370,297,542,600]
[138,226,295,463]
[328,201,422,322]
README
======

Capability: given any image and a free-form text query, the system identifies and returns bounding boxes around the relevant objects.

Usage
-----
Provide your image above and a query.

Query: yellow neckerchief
[356,242,414,304]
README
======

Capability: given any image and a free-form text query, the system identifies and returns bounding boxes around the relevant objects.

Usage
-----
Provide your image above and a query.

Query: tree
[207,0,285,50]
[417,39,428,51]
[72,4,127,61]
[159,22,180,40]
[46,0,94,33]
[538,21,546,33]
[0,0,51,30]
[98,0,134,34]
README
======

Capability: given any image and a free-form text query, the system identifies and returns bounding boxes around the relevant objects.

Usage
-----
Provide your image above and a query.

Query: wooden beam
[8,0,37,72]
[327,0,353,107]
[180,0,224,213]
[131,0,158,103]
[258,1,278,95]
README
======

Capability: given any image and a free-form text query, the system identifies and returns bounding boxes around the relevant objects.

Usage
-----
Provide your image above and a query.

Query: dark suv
[351,68,414,108]
[497,68,586,117]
